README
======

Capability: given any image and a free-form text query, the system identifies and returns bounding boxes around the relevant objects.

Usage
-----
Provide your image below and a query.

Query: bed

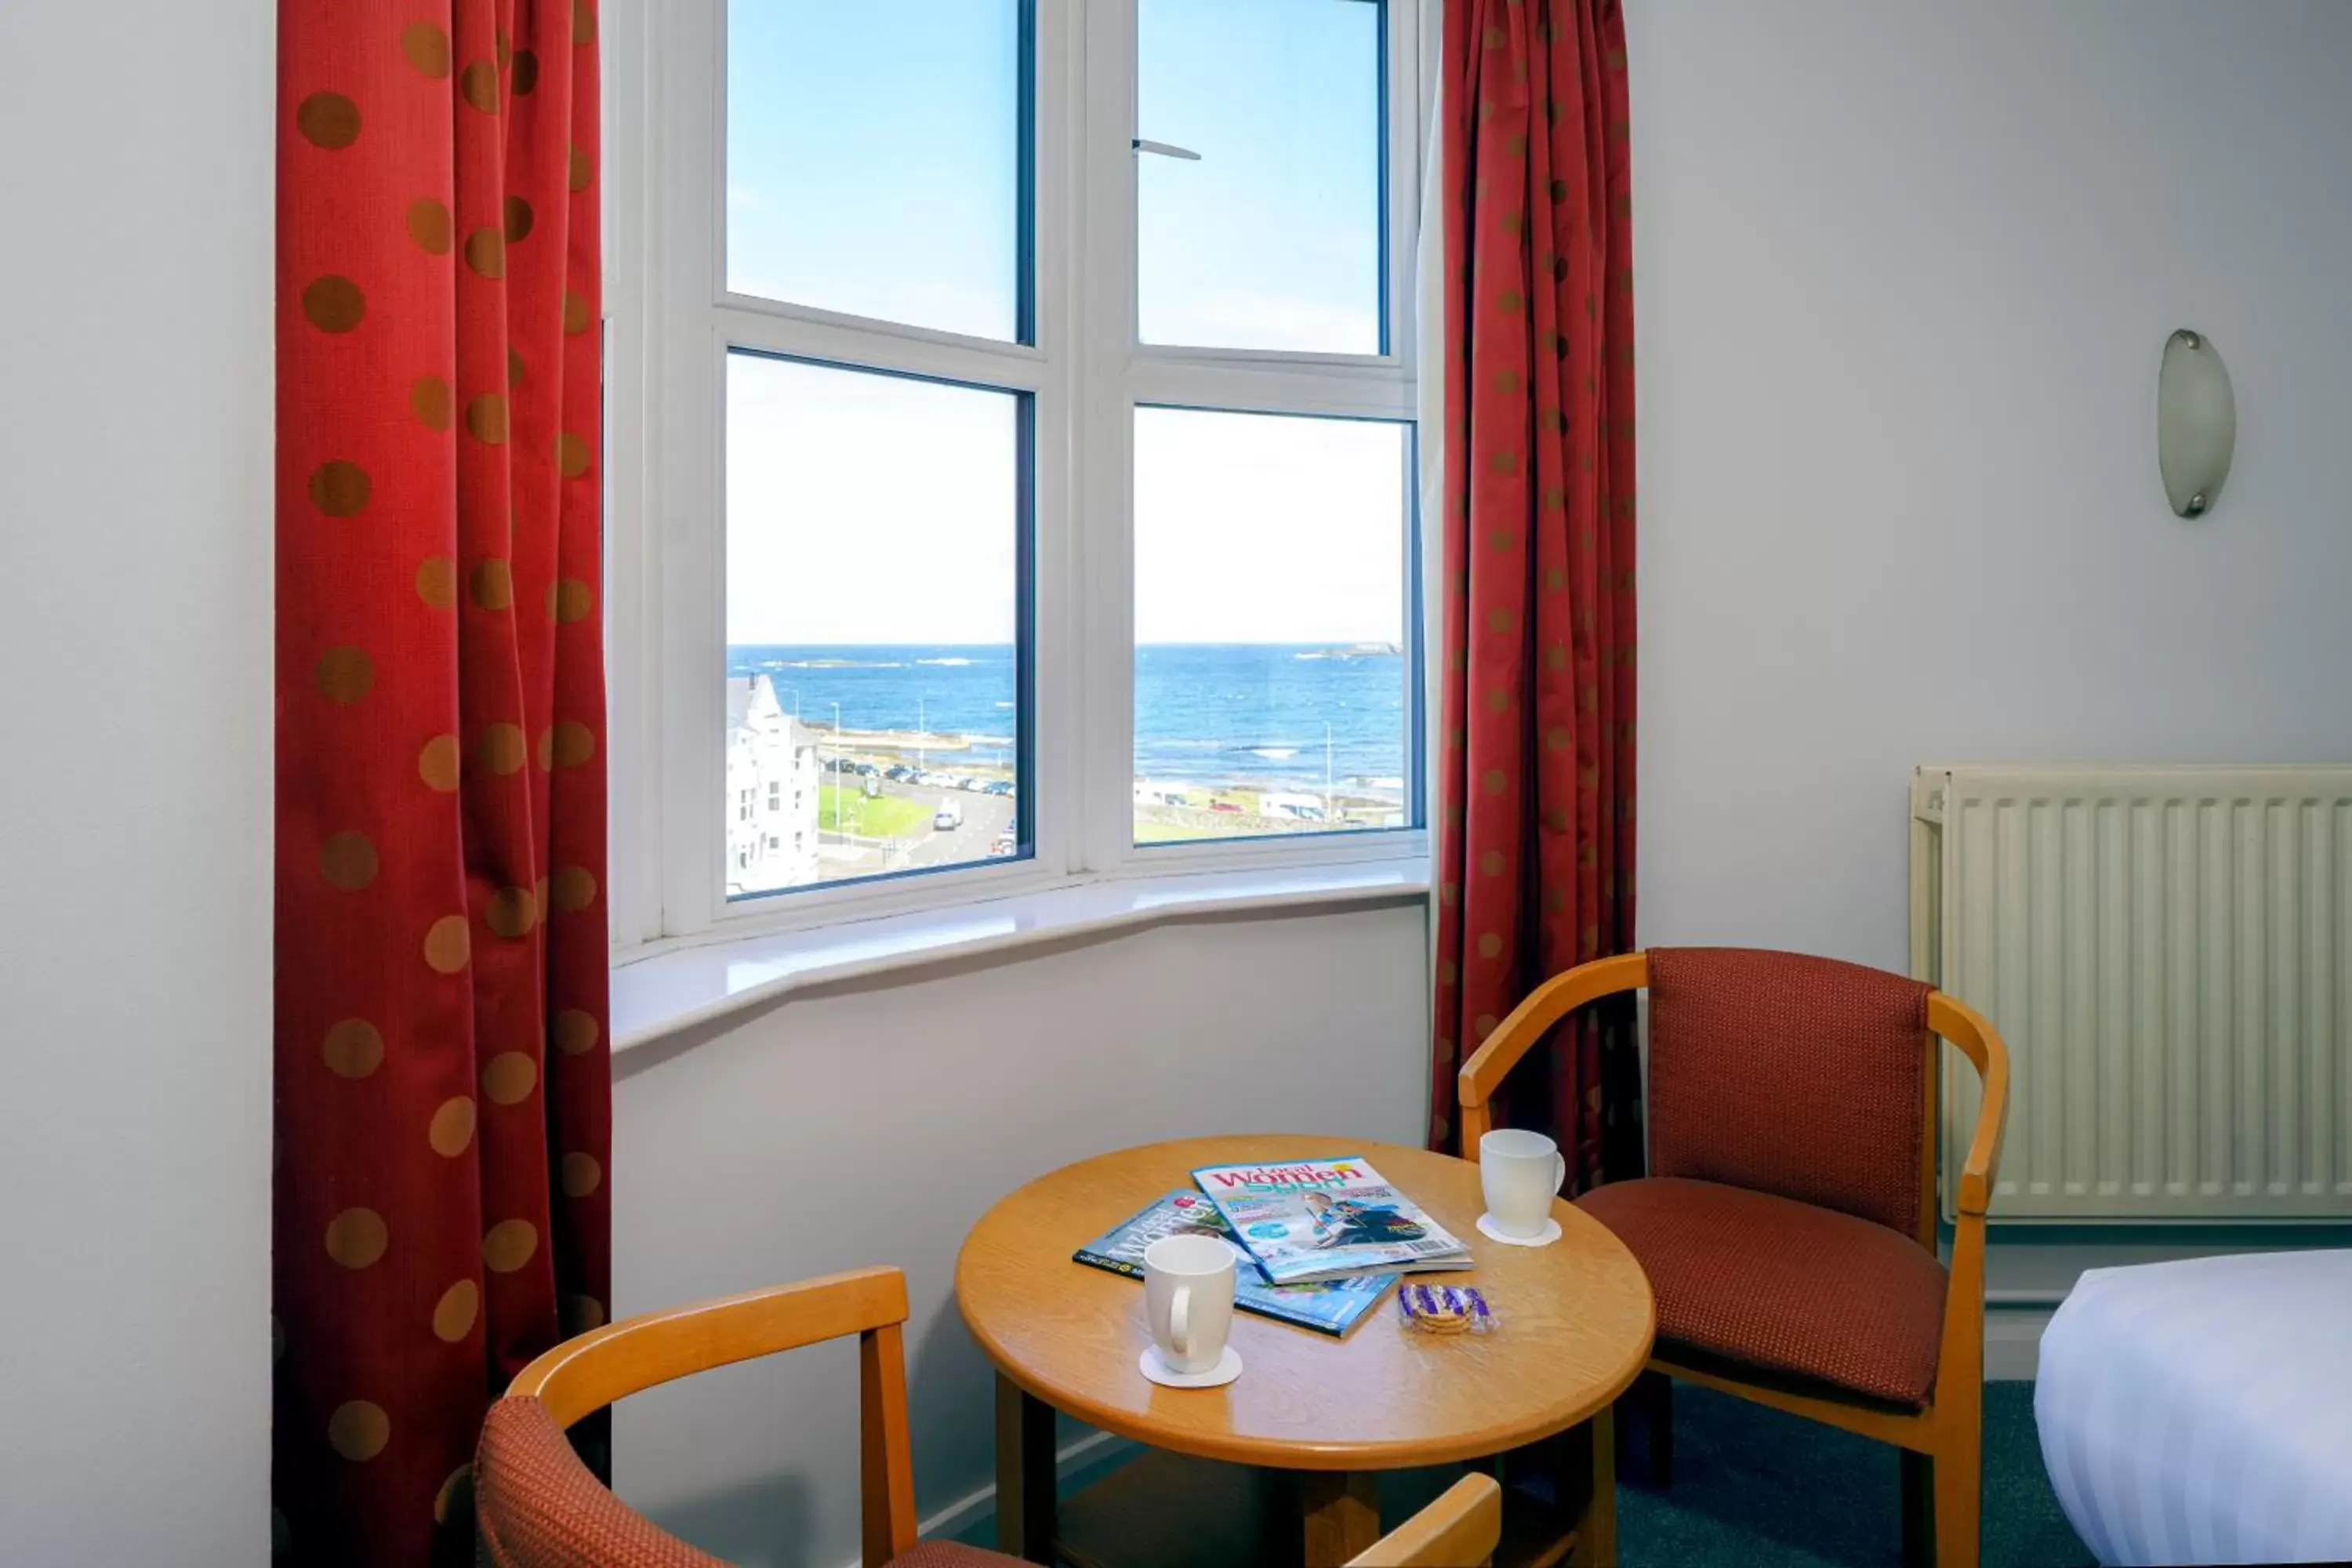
[2036,1249,2352,1566]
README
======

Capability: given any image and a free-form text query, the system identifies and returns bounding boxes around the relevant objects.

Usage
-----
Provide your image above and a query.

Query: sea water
[727,643,1409,797]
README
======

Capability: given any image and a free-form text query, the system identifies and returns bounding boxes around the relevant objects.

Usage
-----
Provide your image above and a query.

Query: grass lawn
[1134,820,1221,843]
[818,786,934,840]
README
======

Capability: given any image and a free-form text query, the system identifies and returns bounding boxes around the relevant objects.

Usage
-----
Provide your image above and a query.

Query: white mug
[1481,1128,1566,1240]
[1143,1232,1236,1375]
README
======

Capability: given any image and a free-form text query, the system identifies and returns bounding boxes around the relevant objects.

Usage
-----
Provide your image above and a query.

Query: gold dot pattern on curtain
[274,2,611,1558]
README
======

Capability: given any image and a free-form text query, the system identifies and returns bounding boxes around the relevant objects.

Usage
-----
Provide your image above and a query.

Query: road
[896,779,1014,867]
[867,777,1016,869]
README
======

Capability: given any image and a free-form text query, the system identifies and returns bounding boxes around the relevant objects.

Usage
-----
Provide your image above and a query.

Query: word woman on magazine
[1189,1156,1472,1286]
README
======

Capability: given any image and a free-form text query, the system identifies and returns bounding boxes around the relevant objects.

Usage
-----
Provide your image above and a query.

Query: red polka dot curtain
[1428,0,1639,1188]
[275,2,608,1559]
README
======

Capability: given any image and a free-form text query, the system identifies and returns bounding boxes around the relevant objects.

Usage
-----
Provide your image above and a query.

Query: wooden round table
[956,1135,1655,1568]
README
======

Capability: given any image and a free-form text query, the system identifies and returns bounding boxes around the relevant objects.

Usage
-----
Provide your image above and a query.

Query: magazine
[1189,1155,1473,1286]
[1073,1189,1396,1337]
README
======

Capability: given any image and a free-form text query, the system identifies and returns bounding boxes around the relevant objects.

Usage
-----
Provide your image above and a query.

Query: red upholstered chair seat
[1576,1176,1948,1409]
[477,1399,724,1568]
[890,1544,1033,1568]
[477,1398,1022,1568]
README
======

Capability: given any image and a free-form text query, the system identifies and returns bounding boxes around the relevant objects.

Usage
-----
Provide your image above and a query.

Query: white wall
[612,902,1428,1567]
[0,0,275,1558]
[1629,0,2352,1363]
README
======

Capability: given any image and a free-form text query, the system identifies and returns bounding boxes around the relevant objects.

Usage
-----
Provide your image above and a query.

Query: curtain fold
[275,2,608,1559]
[1428,0,1639,1188]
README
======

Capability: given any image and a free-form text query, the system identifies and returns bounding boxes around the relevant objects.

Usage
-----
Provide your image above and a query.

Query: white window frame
[604,0,1428,959]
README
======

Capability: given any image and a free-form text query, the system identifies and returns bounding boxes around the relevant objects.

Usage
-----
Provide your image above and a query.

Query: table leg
[1573,1408,1617,1568]
[994,1374,1057,1564]
[1301,1470,1381,1568]
[1900,1448,1933,1568]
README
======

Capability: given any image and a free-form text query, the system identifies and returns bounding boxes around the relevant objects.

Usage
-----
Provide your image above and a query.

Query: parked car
[884,764,916,782]
[932,800,964,831]
[953,775,980,791]
[1258,791,1327,822]
[918,771,953,789]
[983,780,1014,797]
[1209,800,1242,814]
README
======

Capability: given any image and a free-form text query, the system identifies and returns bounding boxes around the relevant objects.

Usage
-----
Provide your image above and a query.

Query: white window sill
[609,860,1431,1054]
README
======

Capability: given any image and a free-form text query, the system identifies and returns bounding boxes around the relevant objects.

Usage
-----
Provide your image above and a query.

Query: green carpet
[956,1382,2092,1566]
[1616,1382,2091,1568]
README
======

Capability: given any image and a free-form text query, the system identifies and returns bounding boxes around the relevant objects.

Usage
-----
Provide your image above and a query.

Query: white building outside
[725,675,821,896]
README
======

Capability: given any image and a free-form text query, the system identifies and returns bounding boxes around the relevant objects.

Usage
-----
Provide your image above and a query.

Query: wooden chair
[1345,1475,1504,1568]
[1458,949,2009,1568]
[475,1266,1018,1568]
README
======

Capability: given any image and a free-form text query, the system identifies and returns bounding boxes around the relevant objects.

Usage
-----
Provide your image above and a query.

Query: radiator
[1911,766,2352,1223]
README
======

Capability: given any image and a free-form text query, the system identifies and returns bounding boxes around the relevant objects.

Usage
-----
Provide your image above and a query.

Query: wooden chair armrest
[1926,993,2009,1217]
[508,1265,911,1425]
[1456,953,1647,1156]
[506,1266,920,1567]
[1345,1474,1502,1568]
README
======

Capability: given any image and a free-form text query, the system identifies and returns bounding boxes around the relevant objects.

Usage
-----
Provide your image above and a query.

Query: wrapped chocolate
[1397,1283,1496,1335]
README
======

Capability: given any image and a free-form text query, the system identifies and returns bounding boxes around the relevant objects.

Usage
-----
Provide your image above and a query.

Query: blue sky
[723,0,1401,646]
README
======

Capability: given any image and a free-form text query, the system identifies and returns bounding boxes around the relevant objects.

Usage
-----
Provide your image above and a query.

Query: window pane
[1134,408,1409,844]
[1137,0,1383,354]
[727,354,1026,898]
[728,1,1025,340]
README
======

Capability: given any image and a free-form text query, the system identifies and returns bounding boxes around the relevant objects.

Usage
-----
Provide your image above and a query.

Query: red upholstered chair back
[476,1267,940,1568]
[476,1396,724,1568]
[1643,947,1932,1239]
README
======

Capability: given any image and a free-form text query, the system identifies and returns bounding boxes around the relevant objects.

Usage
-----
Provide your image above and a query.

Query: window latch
[1131,138,1202,162]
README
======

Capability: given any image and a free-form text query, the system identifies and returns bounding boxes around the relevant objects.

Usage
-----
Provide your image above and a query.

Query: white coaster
[1478,1212,1563,1247]
[1138,1345,1243,1389]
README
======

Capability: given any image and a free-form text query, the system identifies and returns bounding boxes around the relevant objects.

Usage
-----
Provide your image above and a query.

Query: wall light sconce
[2157,328,2234,518]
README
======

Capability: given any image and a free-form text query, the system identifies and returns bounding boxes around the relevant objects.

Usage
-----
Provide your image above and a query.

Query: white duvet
[2036,1249,2352,1566]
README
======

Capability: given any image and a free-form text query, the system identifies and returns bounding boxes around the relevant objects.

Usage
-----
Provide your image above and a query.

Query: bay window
[606,0,1426,950]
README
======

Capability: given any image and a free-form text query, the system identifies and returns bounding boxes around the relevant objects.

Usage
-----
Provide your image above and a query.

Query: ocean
[726,643,1410,798]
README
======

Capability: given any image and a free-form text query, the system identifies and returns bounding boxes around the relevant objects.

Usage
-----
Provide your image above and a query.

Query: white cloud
[726,364,1409,648]
[1135,407,1406,644]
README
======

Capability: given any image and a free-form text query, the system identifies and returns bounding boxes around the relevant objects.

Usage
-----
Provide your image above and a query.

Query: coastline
[800,720,1407,837]
[731,643,1414,846]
